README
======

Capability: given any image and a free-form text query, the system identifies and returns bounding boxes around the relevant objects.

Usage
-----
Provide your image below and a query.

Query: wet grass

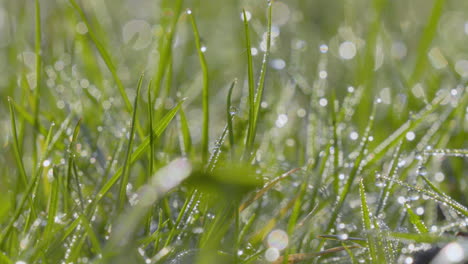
[0,0,467,263]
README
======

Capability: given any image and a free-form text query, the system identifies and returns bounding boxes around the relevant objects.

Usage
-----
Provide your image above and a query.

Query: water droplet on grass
[319,44,328,53]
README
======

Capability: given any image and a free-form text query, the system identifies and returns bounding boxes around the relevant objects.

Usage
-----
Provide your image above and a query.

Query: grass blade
[94,99,184,205]
[359,179,378,262]
[118,75,143,211]
[242,9,255,159]
[226,79,237,159]
[68,0,132,112]
[408,0,447,87]
[178,106,192,156]
[323,104,376,237]
[251,2,272,145]
[153,0,184,99]
[33,0,42,172]
[188,9,210,163]
[7,97,29,188]
[404,203,429,234]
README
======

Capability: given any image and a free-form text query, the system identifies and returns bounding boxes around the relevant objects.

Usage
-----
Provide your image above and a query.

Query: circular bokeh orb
[267,229,289,250]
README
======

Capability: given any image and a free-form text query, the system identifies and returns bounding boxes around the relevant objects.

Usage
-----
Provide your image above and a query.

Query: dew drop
[319,44,328,53]
[241,11,252,22]
[319,98,328,107]
[405,131,415,141]
[319,70,328,79]
[275,114,288,128]
[339,41,357,60]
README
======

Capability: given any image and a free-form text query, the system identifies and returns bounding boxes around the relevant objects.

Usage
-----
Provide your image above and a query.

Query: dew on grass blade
[319,70,328,79]
[275,114,288,128]
[270,58,285,70]
[319,44,329,53]
[240,10,251,21]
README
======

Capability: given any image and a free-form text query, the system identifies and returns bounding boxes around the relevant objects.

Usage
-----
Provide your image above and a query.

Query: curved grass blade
[68,0,131,112]
[118,75,143,211]
[188,10,210,163]
[404,203,429,234]
[239,168,300,212]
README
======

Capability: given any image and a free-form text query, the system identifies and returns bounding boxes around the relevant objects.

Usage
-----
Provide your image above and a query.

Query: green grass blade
[380,175,468,217]
[242,9,255,159]
[64,118,82,214]
[68,0,132,112]
[251,2,272,144]
[153,0,183,99]
[94,99,184,205]
[330,91,340,194]
[188,9,210,163]
[178,106,192,156]
[324,104,376,235]
[359,179,378,263]
[408,0,446,87]
[147,80,154,181]
[33,0,42,172]
[404,203,429,234]
[364,95,444,168]
[7,97,29,188]
[118,75,143,211]
[226,79,237,159]
[375,140,403,216]
[43,167,60,242]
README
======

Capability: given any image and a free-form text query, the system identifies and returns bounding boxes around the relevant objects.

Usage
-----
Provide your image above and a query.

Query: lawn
[0,0,467,263]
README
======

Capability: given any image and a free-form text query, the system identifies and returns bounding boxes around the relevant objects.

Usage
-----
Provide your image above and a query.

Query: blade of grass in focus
[118,75,143,211]
[188,9,210,163]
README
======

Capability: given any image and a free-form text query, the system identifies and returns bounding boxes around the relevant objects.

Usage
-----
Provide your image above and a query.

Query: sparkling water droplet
[319,44,328,53]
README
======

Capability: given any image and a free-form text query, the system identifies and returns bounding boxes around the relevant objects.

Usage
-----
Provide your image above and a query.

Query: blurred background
[1,0,467,193]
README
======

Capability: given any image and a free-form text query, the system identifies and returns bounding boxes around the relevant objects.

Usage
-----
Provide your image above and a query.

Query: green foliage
[0,0,467,263]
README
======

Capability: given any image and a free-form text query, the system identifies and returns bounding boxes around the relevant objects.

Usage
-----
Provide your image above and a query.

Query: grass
[1,0,467,263]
